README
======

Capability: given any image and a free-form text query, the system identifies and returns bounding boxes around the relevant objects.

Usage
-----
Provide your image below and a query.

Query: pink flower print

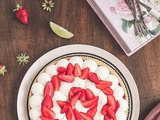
[110,6,116,14]
[113,0,140,21]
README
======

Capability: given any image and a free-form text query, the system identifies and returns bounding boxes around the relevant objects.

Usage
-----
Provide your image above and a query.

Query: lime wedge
[49,22,74,39]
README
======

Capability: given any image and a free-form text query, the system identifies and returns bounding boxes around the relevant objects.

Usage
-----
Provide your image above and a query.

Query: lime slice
[49,22,74,39]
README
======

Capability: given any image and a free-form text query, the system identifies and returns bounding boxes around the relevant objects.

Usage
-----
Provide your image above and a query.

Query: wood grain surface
[0,0,160,120]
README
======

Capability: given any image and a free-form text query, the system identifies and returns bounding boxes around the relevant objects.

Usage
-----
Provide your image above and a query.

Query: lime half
[49,22,74,39]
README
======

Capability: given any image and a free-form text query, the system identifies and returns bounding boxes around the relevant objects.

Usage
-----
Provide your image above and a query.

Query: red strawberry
[85,88,95,100]
[80,67,90,80]
[70,87,82,94]
[81,96,99,108]
[58,74,74,82]
[13,4,28,24]
[66,105,76,120]
[73,63,82,77]
[41,95,53,109]
[70,91,82,107]
[41,106,56,119]
[79,89,86,101]
[80,112,93,120]
[95,80,112,89]
[114,101,120,112]
[61,104,69,114]
[102,87,113,95]
[40,116,55,120]
[44,81,54,97]
[90,101,98,109]
[0,64,7,76]
[106,106,116,120]
[88,72,99,84]
[104,115,110,120]
[51,75,60,91]
[69,90,74,99]
[57,66,67,73]
[107,95,117,110]
[56,100,68,108]
[66,63,74,75]
[101,104,108,115]
[86,108,97,117]
[74,108,83,120]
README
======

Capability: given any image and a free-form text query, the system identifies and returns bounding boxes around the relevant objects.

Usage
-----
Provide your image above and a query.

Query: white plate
[17,44,140,120]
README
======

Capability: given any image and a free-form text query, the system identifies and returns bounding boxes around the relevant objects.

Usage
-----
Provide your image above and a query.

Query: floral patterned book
[87,0,160,56]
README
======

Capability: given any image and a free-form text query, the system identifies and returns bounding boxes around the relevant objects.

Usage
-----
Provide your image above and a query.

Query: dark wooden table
[0,0,160,120]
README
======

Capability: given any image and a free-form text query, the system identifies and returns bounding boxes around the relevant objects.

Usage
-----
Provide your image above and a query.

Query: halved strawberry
[73,63,82,77]
[104,115,110,120]
[58,74,74,82]
[66,105,76,120]
[101,104,108,115]
[44,81,54,97]
[88,72,99,84]
[80,67,90,80]
[66,63,74,75]
[81,96,99,108]
[56,100,68,108]
[51,75,60,91]
[95,80,112,89]
[80,112,93,120]
[70,87,82,94]
[57,66,67,73]
[107,95,117,110]
[102,87,113,95]
[74,108,83,120]
[79,89,86,101]
[69,90,74,99]
[85,88,95,100]
[86,107,97,117]
[90,101,98,109]
[41,106,56,119]
[61,104,69,114]
[106,106,116,120]
[114,101,120,112]
[42,95,53,109]
[70,91,82,107]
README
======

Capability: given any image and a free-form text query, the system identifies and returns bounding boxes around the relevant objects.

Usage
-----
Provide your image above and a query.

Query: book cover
[87,0,160,56]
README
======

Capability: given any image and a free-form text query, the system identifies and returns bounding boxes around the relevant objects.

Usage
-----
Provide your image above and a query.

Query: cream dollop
[56,59,69,68]
[85,80,100,94]
[31,83,44,96]
[104,74,119,89]
[45,64,57,77]
[82,59,97,72]
[69,56,83,68]
[29,95,43,108]
[37,73,51,86]
[29,107,41,120]
[58,82,73,97]
[95,66,110,80]
[114,86,125,100]
[72,77,86,88]
[52,91,68,102]
[52,105,65,119]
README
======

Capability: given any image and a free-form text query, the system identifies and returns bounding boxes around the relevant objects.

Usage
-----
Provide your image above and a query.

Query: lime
[49,22,74,39]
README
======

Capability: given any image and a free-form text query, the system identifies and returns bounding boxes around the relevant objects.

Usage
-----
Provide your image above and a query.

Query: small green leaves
[41,0,55,12]
[16,53,29,65]
[122,19,134,33]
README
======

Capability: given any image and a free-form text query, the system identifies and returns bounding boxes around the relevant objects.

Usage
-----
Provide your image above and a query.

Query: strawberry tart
[27,56,130,120]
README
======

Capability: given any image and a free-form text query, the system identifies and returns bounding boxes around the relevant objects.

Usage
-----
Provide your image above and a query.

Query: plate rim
[17,44,140,120]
